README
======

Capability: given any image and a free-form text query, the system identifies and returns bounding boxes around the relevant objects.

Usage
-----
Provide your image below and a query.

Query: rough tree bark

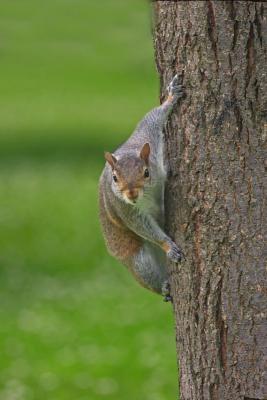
[153,1,267,400]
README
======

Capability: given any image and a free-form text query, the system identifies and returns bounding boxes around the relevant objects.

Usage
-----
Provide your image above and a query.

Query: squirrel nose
[127,189,139,202]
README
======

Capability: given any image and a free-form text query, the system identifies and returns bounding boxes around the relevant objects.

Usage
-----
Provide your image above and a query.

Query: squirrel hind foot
[167,74,185,103]
[163,294,173,303]
[161,280,172,302]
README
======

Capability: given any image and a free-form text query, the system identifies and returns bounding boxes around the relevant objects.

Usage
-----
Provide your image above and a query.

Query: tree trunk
[153,1,267,399]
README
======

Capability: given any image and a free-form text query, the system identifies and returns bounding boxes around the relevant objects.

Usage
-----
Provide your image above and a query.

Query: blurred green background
[0,1,178,399]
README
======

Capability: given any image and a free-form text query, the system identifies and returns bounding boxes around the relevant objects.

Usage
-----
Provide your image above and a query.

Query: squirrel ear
[104,152,117,169]
[140,143,150,164]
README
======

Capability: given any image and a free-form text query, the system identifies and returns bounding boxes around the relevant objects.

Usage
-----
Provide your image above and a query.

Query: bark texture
[153,2,267,399]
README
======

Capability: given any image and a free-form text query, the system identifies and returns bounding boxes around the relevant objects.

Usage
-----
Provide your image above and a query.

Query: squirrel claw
[167,242,184,263]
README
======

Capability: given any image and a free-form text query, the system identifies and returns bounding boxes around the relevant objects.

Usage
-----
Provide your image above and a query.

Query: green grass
[0,1,178,399]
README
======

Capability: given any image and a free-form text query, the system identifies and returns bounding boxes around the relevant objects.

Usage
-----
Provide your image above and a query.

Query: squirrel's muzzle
[125,189,139,203]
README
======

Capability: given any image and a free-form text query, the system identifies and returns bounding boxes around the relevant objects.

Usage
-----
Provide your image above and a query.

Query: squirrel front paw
[166,241,183,263]
[167,74,185,102]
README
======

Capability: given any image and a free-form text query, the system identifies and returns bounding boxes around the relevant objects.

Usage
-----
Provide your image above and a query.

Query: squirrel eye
[144,169,149,178]
[113,175,118,183]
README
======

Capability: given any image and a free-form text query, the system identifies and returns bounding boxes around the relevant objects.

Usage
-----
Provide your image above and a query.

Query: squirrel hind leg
[131,243,168,295]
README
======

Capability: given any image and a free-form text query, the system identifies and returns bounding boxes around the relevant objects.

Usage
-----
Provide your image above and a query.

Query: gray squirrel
[99,75,185,301]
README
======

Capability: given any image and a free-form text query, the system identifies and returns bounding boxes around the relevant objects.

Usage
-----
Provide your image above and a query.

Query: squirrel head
[104,143,151,205]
